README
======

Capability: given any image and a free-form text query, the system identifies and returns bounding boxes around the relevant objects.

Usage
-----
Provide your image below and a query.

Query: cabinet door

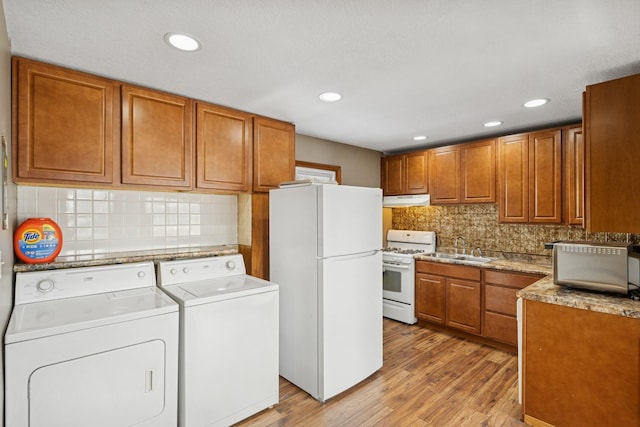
[13,58,118,184]
[461,139,496,203]
[446,278,481,335]
[253,117,295,192]
[381,154,405,195]
[415,273,446,324]
[429,145,460,204]
[483,270,543,345]
[528,129,562,223]
[498,134,529,223]
[121,85,192,188]
[405,151,429,194]
[584,73,640,232]
[564,126,584,226]
[196,103,252,192]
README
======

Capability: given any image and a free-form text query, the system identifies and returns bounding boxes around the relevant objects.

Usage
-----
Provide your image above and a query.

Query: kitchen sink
[427,253,495,264]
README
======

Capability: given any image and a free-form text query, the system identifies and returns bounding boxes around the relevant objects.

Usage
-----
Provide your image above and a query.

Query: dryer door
[29,340,166,427]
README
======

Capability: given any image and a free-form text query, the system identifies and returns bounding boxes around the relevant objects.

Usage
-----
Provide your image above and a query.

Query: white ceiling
[4,1,640,154]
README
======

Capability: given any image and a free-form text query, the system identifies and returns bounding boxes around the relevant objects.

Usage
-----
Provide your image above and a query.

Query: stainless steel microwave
[553,241,637,295]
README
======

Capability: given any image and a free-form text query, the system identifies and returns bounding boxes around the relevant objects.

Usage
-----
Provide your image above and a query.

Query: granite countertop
[13,244,239,272]
[415,252,640,319]
[414,252,553,276]
[518,276,640,319]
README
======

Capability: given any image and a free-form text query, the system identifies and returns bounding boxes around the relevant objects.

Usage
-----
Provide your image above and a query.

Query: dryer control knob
[36,279,55,293]
[225,260,235,270]
[182,267,191,274]
[170,268,178,275]
[137,271,146,279]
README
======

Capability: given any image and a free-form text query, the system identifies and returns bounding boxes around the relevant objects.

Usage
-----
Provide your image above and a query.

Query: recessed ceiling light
[413,135,427,141]
[524,98,550,108]
[319,92,342,102]
[483,121,503,127]
[164,32,201,52]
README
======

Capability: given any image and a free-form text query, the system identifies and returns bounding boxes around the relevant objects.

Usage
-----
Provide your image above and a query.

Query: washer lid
[160,275,278,306]
[5,287,178,344]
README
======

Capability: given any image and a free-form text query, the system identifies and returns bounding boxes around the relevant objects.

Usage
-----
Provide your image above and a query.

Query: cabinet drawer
[483,269,543,289]
[484,311,517,346]
[485,284,518,316]
[416,261,481,281]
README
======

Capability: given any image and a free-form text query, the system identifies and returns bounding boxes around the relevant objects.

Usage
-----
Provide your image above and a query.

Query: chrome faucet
[454,236,467,255]
[471,247,483,258]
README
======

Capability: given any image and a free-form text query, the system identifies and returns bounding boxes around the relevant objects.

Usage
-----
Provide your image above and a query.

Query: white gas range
[382,230,436,324]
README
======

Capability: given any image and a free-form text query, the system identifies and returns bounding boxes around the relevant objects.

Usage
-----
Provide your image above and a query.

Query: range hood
[382,194,430,208]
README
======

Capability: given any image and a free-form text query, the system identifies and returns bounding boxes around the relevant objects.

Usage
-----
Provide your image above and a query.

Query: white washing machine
[4,261,179,427]
[157,254,279,427]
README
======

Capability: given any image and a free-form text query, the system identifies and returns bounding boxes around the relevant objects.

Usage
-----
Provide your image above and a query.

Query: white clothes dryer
[157,254,279,427]
[4,261,179,427]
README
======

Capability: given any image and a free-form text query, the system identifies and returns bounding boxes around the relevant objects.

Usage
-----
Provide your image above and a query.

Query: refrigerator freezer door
[318,250,383,401]
[318,185,382,258]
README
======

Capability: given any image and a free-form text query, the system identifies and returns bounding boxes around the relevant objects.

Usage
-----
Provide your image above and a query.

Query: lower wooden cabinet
[416,262,544,346]
[415,261,482,335]
[482,269,543,346]
[523,300,640,427]
[415,273,445,324]
[446,278,481,334]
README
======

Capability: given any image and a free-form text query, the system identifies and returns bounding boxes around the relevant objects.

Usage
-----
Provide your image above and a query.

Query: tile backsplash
[392,204,638,257]
[17,186,238,256]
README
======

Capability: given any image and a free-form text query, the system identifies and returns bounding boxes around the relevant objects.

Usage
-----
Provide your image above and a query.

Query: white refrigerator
[270,183,383,402]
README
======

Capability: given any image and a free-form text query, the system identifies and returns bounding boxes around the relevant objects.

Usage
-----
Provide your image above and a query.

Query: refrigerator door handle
[321,250,381,262]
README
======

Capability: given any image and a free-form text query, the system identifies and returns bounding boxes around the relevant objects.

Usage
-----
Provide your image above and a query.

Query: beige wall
[0,2,16,424]
[295,133,381,188]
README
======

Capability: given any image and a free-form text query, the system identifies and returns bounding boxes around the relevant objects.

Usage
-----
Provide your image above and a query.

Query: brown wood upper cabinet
[381,151,428,196]
[498,129,562,223]
[461,139,496,203]
[428,139,496,204]
[584,73,640,232]
[196,103,252,192]
[429,146,459,204]
[253,117,295,193]
[121,85,192,188]
[13,57,119,185]
[564,125,584,226]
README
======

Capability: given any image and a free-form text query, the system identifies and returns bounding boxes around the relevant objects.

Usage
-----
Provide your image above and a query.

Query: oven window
[383,269,402,293]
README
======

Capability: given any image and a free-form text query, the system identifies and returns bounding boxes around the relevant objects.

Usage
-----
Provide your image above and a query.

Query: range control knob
[36,279,55,293]
[182,267,191,274]
[225,260,236,270]
[170,268,178,275]
[137,271,146,279]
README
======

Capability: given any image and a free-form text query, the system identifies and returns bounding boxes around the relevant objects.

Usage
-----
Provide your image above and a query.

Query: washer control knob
[170,268,178,275]
[182,267,191,274]
[137,271,146,279]
[36,279,55,293]
[225,260,235,270]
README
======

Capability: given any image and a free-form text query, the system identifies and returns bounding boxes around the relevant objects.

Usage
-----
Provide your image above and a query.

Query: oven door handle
[382,262,412,270]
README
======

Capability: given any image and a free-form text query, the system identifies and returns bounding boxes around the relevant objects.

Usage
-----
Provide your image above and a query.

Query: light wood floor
[237,319,527,427]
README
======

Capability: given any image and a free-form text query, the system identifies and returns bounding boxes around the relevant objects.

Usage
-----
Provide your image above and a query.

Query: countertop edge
[517,276,640,319]
[13,245,240,272]
[414,254,552,276]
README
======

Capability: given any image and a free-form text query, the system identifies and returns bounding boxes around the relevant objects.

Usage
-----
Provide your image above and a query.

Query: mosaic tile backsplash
[392,204,638,257]
[17,186,238,256]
